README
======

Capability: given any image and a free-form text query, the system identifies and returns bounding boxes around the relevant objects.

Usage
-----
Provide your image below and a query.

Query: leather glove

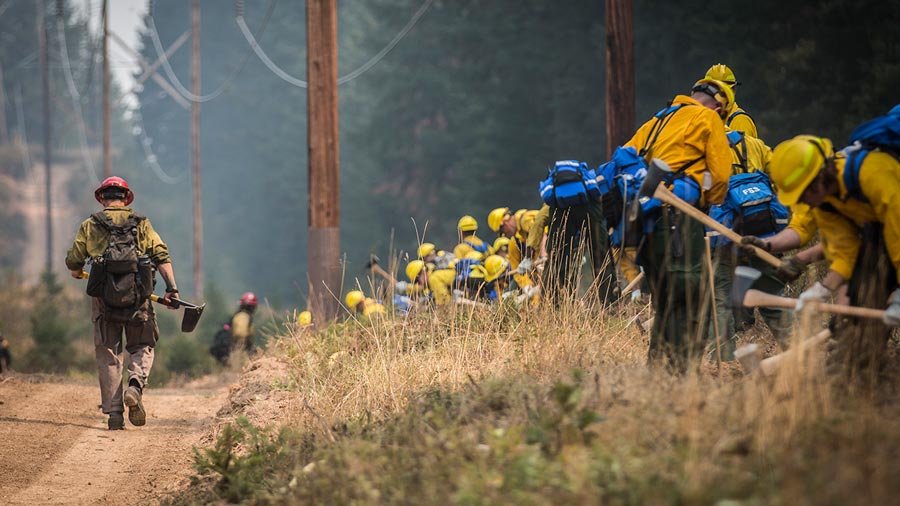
[740,235,772,257]
[796,281,832,311]
[777,256,807,282]
[883,289,900,326]
[395,281,409,294]
[516,257,534,274]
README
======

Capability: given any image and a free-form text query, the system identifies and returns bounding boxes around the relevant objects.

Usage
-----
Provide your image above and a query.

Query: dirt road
[0,375,227,505]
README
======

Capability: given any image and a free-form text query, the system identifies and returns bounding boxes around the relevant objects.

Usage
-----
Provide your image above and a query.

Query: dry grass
[183,291,900,505]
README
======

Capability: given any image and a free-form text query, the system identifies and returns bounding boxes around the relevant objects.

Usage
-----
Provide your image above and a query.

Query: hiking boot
[124,384,146,426]
[108,411,125,430]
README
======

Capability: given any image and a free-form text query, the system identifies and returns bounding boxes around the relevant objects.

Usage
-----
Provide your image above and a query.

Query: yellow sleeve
[858,152,900,283]
[508,237,522,269]
[813,208,860,280]
[526,205,550,253]
[140,218,171,265]
[231,312,252,340]
[428,270,454,305]
[65,220,91,271]
[787,204,817,246]
[453,243,472,259]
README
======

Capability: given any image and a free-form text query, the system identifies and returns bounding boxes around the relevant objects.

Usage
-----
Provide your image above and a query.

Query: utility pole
[0,61,9,145]
[192,0,204,300]
[605,0,634,159]
[38,0,53,274]
[306,0,341,321]
[102,0,111,177]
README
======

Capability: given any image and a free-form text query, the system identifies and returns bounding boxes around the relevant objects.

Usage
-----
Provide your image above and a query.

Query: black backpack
[85,212,154,321]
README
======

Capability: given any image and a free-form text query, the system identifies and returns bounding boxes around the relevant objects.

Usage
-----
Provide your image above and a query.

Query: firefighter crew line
[67,64,900,429]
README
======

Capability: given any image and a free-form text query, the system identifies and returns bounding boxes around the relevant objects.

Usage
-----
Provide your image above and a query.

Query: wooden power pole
[38,0,53,274]
[102,0,111,177]
[191,0,204,300]
[0,62,8,145]
[605,0,634,159]
[306,0,341,321]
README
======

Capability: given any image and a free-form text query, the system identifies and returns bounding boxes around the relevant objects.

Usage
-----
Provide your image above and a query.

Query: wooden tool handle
[654,184,783,269]
[743,289,886,320]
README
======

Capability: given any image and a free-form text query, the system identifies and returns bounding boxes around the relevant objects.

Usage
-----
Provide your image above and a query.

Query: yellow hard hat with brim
[345,290,365,311]
[484,255,509,282]
[769,135,834,206]
[417,242,436,259]
[705,63,739,87]
[406,260,426,282]
[487,207,510,233]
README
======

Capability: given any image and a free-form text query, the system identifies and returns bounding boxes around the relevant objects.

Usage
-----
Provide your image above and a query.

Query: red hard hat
[240,292,258,306]
[94,176,134,205]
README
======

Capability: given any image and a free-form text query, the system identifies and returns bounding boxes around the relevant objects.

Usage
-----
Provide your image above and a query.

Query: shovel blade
[180,303,205,333]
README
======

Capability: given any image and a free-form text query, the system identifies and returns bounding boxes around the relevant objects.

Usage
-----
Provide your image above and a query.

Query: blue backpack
[539,160,602,208]
[708,171,789,247]
[841,106,900,202]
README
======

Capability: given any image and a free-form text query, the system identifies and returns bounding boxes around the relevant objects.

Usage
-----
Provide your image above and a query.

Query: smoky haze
[2,0,897,310]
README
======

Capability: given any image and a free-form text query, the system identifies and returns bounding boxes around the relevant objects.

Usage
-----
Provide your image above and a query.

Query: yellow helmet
[705,63,739,87]
[487,207,510,233]
[769,135,834,206]
[345,290,365,311]
[457,215,478,232]
[483,255,509,282]
[297,310,312,327]
[692,79,734,119]
[417,242,436,259]
[406,260,426,282]
[465,250,484,262]
[493,236,510,252]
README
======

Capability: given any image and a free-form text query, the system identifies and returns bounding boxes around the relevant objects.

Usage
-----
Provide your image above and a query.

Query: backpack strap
[91,211,118,232]
[638,103,693,161]
[726,109,752,128]
[726,130,749,174]
[843,149,870,203]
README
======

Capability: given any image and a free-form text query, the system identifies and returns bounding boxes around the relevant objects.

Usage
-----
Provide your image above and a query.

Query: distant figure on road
[65,176,180,430]
[210,292,258,364]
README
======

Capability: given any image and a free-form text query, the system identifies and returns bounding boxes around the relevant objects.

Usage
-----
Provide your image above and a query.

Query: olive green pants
[545,200,618,305]
[639,208,710,373]
[711,246,792,360]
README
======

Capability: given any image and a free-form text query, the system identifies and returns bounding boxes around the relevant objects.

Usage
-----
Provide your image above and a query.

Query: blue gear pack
[841,105,900,203]
[539,160,602,208]
[707,171,788,247]
[602,146,648,246]
[463,239,490,255]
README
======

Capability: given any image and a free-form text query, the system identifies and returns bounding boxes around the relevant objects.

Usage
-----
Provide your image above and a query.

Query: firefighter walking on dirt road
[65,177,180,430]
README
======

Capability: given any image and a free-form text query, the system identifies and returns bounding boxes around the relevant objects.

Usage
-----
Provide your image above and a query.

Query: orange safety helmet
[94,176,134,205]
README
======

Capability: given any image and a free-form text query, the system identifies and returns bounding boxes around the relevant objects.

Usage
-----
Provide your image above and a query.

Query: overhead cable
[56,16,100,184]
[235,0,435,89]
[134,110,187,184]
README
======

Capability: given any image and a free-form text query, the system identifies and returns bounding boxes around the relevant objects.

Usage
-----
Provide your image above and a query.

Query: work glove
[883,289,900,326]
[516,257,534,274]
[739,235,772,256]
[394,281,409,294]
[630,288,642,303]
[777,256,807,282]
[796,282,832,311]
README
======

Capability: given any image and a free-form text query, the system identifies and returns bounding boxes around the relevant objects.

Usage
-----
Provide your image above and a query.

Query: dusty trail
[0,375,227,505]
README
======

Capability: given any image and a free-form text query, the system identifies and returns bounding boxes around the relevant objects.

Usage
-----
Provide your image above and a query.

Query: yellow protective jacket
[362,298,386,316]
[526,205,551,254]
[787,204,818,246]
[426,268,457,305]
[812,152,900,282]
[725,104,758,138]
[453,235,491,259]
[65,207,170,271]
[508,209,539,269]
[727,128,771,175]
[624,95,732,207]
[231,310,254,342]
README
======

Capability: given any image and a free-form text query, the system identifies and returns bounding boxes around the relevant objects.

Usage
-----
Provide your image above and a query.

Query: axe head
[628,158,672,222]
[365,253,381,270]
[732,266,762,308]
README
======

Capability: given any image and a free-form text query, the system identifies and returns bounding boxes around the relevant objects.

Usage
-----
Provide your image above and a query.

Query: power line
[56,16,100,183]
[235,0,435,89]
[134,110,186,184]
[337,0,435,85]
